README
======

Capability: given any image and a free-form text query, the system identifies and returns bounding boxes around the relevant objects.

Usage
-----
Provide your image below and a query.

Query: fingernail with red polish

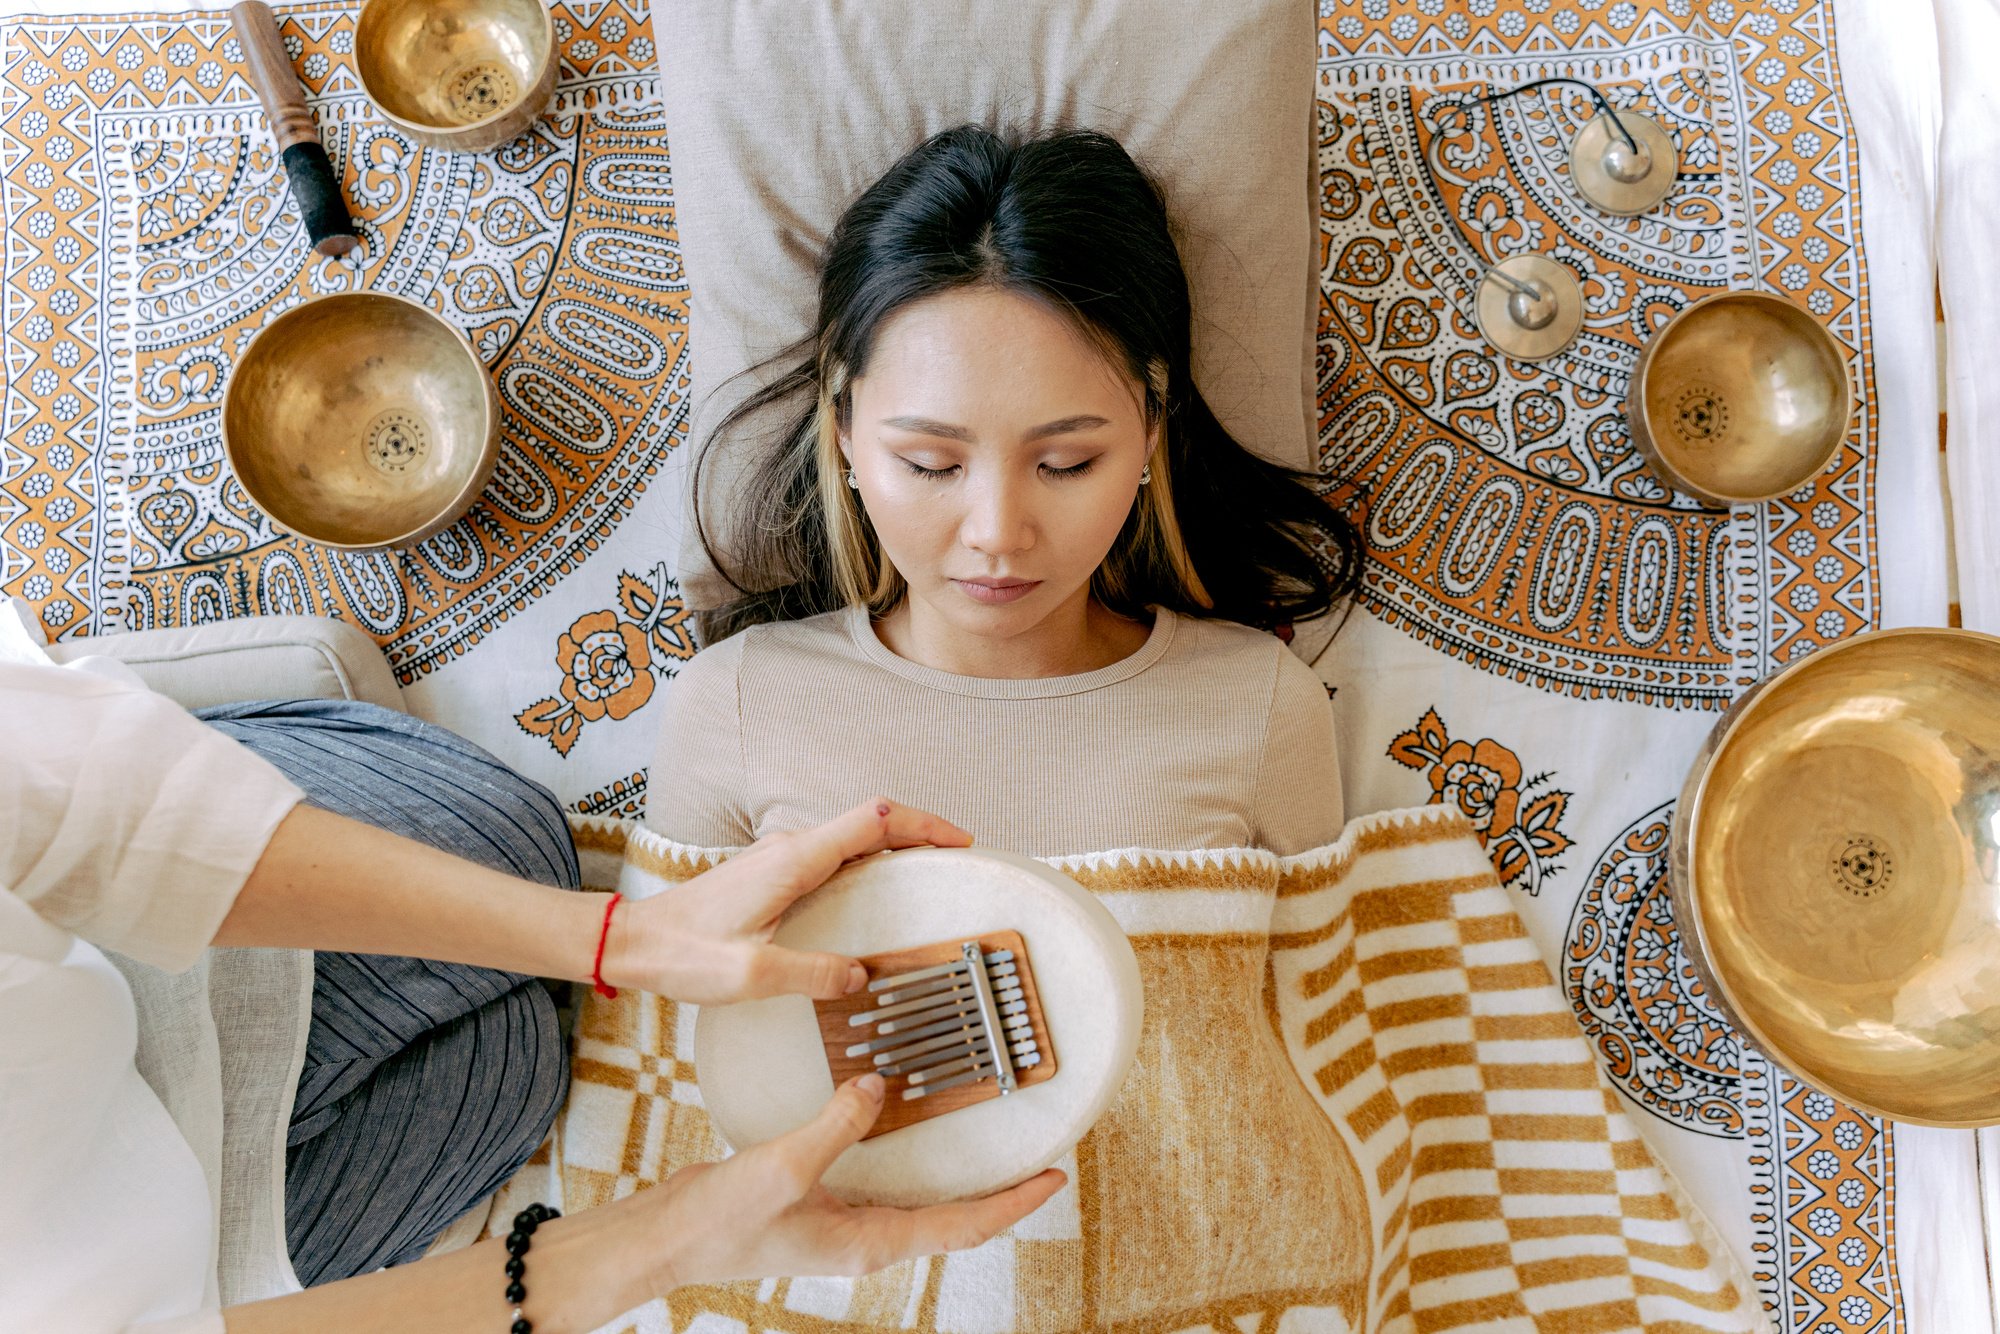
[876,802,891,817]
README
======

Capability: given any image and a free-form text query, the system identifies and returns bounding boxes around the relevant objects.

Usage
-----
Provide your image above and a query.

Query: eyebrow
[879,414,1112,443]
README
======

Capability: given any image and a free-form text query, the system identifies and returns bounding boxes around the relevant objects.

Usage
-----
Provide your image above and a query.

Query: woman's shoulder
[1164,611,1327,709]
[688,608,858,683]
[1163,610,1295,669]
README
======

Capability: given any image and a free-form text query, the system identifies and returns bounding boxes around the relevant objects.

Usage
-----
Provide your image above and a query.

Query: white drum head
[695,845,1143,1207]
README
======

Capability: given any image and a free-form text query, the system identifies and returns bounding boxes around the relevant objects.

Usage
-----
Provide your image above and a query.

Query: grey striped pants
[200,700,575,1287]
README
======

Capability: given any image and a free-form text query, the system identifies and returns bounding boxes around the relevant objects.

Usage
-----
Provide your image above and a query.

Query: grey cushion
[45,616,405,713]
[656,0,1319,608]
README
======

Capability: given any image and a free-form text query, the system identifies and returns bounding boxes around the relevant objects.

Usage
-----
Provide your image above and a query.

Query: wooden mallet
[230,0,358,258]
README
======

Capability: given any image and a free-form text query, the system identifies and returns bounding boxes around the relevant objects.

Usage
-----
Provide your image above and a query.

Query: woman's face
[841,287,1154,645]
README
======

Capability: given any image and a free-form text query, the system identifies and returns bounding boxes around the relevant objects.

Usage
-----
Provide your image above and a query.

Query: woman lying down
[671,123,1363,857]
[599,124,1380,1323]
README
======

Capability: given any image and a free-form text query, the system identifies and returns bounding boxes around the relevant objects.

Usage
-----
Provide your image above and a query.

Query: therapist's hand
[600,798,973,1005]
[645,1071,1066,1290]
[225,1066,1062,1333]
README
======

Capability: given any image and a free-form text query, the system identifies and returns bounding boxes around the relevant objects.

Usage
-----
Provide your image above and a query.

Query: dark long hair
[693,124,1362,644]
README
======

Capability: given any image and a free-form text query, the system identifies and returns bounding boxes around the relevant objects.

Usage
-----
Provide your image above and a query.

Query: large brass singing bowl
[222,292,500,551]
[1671,627,2000,1125]
[355,0,556,152]
[1629,289,1850,509]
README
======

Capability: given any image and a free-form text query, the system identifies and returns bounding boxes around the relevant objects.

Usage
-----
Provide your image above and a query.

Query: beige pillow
[656,0,1318,611]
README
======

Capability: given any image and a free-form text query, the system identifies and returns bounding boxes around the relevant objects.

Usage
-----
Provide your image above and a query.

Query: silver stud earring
[1138,463,1152,486]
[845,468,859,490]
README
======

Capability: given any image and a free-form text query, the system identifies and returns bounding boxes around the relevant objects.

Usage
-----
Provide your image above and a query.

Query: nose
[958,470,1036,562]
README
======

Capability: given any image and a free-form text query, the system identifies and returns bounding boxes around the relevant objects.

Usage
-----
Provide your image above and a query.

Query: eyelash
[896,459,1097,480]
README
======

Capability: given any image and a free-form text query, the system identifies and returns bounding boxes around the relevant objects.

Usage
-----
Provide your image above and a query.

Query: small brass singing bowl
[222,292,500,551]
[355,0,556,153]
[1671,627,2000,1126]
[1628,289,1851,509]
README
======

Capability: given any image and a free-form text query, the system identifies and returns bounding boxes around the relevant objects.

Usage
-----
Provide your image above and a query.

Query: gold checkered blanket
[490,808,1763,1333]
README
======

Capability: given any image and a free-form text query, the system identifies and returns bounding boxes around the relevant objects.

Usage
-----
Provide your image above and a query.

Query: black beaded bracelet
[503,1203,560,1333]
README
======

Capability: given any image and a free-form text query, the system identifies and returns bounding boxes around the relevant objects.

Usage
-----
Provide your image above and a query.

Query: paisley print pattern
[1316,18,1874,710]
[0,3,678,690]
[1563,802,1743,1138]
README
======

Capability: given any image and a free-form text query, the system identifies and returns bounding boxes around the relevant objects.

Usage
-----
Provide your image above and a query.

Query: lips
[952,577,1042,605]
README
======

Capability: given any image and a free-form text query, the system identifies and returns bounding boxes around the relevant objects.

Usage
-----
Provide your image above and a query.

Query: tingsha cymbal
[1571,110,1679,216]
[1474,254,1584,362]
[1671,627,2000,1126]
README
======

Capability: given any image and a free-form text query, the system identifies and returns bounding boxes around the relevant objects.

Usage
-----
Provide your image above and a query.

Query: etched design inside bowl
[365,408,430,474]
[447,62,519,123]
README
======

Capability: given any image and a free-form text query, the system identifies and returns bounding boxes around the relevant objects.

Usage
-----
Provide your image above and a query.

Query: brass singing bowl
[1671,627,2000,1126]
[355,0,556,153]
[1629,290,1850,509]
[222,292,500,551]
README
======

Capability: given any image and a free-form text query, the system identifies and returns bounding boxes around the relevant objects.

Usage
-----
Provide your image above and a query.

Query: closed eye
[893,457,1099,479]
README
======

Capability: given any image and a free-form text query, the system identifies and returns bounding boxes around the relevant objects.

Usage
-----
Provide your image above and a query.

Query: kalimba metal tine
[849,983,976,1026]
[908,1052,995,1086]
[876,995,983,1035]
[845,1011,982,1058]
[902,1065,995,1100]
[887,1034,1036,1080]
[866,949,1012,993]
[869,1028,979,1068]
[879,1040,991,1079]
[865,957,967,993]
[870,972,976,1007]
[898,1047,1041,1100]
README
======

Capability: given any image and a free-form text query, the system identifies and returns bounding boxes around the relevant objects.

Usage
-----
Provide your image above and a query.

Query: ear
[837,429,853,464]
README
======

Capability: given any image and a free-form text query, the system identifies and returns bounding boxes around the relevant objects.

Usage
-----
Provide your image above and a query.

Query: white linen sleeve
[0,662,303,972]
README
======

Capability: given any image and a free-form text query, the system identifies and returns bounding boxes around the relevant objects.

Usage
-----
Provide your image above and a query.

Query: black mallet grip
[279,142,355,256]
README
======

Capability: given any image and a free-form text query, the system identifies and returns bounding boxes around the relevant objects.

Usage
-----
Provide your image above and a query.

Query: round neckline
[843,603,1179,699]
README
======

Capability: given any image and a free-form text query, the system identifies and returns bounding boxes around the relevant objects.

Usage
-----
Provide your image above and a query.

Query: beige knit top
[644,605,1343,858]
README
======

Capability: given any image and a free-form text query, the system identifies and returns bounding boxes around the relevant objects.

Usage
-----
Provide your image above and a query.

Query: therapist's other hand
[647,1072,1066,1289]
[601,797,973,1005]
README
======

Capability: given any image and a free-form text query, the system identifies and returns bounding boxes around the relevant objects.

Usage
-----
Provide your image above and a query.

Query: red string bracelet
[591,892,622,999]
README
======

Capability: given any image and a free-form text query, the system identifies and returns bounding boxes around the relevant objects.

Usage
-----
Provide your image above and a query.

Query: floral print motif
[1388,707,1571,893]
[516,562,695,757]
[1430,736,1521,836]
[558,611,654,721]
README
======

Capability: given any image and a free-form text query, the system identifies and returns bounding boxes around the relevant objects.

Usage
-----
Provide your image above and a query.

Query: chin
[945,599,1043,637]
